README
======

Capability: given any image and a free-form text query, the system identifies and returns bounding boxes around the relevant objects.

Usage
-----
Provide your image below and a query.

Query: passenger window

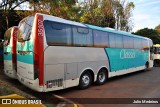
[77,27,89,34]
[115,35,123,48]
[93,30,109,47]
[134,38,139,49]
[44,21,72,46]
[73,26,93,46]
[123,36,134,49]
[142,39,148,49]
[109,33,116,48]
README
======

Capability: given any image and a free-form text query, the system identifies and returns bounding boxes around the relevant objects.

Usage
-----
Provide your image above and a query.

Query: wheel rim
[98,72,106,83]
[82,75,90,86]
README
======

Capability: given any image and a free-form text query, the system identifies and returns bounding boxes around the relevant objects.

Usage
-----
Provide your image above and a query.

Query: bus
[4,26,18,79]
[0,39,3,65]
[152,44,160,66]
[17,13,153,92]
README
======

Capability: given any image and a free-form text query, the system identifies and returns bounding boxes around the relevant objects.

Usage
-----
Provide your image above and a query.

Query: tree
[111,0,134,31]
[0,0,28,29]
[28,0,81,21]
[79,0,115,28]
[155,24,160,33]
[133,28,160,44]
[79,0,134,31]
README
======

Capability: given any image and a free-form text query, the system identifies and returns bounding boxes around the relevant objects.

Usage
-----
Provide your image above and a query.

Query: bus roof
[41,13,87,28]
[85,24,149,40]
[38,13,149,40]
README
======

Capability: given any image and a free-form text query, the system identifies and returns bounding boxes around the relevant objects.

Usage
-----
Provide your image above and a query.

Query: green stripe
[105,48,148,72]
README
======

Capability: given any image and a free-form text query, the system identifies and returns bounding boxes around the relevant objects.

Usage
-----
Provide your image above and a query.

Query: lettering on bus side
[120,49,136,59]
[13,28,17,41]
[38,19,43,37]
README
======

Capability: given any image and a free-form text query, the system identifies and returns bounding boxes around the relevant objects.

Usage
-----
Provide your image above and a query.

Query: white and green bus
[152,44,160,66]
[4,26,18,79]
[17,13,153,92]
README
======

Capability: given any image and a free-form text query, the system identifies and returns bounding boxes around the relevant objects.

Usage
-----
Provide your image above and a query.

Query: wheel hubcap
[99,72,105,82]
[82,75,90,86]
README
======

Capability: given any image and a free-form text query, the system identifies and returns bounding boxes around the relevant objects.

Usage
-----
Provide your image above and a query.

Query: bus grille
[46,79,63,88]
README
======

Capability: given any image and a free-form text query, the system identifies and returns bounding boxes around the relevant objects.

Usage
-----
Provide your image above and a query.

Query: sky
[129,0,160,32]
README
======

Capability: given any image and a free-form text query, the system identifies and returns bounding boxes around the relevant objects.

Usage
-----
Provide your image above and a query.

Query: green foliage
[155,24,160,33]
[133,28,160,44]
[28,0,134,30]
[0,0,135,38]
[0,0,29,30]
[112,0,135,31]
[0,10,23,39]
[79,0,115,28]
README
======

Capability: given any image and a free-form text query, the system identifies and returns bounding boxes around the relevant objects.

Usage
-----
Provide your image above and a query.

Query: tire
[144,63,148,71]
[96,69,107,85]
[79,71,92,89]
[154,60,160,67]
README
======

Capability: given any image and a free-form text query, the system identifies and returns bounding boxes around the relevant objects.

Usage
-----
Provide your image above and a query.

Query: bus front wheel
[154,60,160,67]
[144,62,149,71]
[79,71,92,89]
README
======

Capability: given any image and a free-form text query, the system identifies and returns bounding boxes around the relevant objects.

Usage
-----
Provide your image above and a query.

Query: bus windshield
[154,47,160,54]
[18,16,34,42]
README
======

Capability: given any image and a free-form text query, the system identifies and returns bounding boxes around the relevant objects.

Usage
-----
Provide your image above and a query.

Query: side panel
[77,60,109,81]
[44,64,64,91]
[66,63,78,88]
[105,48,148,72]
[4,35,12,70]
[17,41,34,80]
[44,47,110,90]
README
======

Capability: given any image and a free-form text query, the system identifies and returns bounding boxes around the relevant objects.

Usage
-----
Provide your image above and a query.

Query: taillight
[34,53,39,79]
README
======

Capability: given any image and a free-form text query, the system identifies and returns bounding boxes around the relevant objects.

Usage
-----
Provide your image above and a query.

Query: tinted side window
[93,30,109,47]
[123,36,134,49]
[115,35,123,48]
[73,26,93,46]
[109,33,116,48]
[134,38,141,49]
[142,39,148,48]
[44,21,72,46]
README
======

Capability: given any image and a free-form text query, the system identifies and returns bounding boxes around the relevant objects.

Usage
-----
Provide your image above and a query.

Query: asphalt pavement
[0,66,160,107]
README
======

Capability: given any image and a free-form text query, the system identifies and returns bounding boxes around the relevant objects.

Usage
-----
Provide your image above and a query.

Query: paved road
[53,67,160,107]
[0,67,160,107]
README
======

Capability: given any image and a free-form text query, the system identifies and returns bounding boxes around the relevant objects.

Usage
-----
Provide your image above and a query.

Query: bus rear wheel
[96,69,108,85]
[79,71,92,89]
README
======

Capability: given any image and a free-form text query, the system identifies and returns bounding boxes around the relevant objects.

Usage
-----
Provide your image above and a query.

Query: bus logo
[2,99,11,104]
[120,49,136,59]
